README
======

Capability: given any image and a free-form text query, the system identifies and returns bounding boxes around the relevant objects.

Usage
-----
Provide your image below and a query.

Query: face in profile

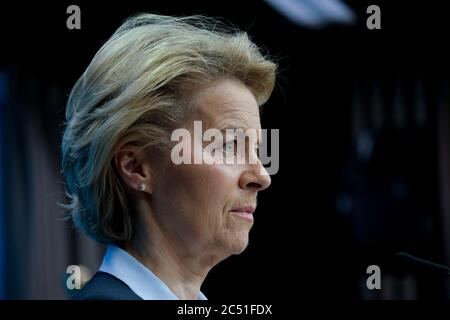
[148,78,271,264]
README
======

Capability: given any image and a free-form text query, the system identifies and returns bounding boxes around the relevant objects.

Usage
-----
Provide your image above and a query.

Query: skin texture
[116,78,271,299]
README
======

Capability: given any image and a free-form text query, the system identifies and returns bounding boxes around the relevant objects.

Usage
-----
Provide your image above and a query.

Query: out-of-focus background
[1,0,449,299]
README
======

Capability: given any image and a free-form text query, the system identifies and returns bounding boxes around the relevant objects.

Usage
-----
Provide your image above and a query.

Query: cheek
[159,163,239,223]
[155,164,251,255]
[182,165,242,236]
[198,166,250,237]
[191,165,238,222]
[205,164,243,202]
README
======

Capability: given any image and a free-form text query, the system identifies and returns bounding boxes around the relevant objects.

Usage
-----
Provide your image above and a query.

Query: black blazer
[71,271,142,300]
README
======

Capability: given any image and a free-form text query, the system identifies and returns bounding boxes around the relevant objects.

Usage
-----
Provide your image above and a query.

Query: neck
[123,206,220,300]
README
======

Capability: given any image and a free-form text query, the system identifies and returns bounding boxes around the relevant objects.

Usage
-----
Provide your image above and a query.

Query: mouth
[229,206,255,222]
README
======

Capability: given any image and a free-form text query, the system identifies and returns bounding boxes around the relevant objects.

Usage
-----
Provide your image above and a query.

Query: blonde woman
[62,13,276,300]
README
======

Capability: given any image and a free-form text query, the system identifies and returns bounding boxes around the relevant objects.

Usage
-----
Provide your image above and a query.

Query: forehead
[192,78,261,130]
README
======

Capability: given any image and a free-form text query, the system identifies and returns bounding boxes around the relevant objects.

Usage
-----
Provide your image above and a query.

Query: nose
[238,159,272,192]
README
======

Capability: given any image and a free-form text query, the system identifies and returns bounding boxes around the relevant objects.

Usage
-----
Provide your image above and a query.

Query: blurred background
[0,0,449,300]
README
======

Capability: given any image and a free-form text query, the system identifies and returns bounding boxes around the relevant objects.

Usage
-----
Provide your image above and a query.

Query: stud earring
[138,184,147,192]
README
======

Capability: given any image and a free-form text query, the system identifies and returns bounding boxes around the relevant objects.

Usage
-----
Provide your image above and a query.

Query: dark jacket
[71,271,142,300]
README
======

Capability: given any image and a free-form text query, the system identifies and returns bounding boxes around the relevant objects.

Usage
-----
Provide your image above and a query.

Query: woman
[62,13,276,300]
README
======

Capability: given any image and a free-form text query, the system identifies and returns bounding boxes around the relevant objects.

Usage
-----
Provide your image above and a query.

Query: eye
[223,138,237,153]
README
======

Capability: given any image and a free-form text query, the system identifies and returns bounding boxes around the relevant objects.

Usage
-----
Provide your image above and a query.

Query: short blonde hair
[61,13,277,243]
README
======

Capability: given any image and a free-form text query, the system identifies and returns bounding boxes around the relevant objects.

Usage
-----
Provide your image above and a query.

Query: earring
[138,184,147,192]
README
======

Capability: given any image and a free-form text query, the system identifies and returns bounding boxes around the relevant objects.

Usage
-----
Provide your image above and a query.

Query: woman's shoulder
[71,271,142,300]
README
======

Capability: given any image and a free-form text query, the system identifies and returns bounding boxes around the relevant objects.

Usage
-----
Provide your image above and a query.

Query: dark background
[1,0,450,300]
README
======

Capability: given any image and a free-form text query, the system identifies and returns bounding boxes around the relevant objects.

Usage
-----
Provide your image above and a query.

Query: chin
[229,235,250,255]
[214,230,251,257]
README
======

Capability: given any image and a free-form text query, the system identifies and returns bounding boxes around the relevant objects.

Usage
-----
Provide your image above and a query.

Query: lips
[229,206,255,222]
[230,206,256,214]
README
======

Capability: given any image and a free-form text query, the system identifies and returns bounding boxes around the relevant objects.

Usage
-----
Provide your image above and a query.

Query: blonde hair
[61,13,277,243]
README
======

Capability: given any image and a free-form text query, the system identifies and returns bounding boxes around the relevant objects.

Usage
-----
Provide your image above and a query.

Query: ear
[114,144,153,194]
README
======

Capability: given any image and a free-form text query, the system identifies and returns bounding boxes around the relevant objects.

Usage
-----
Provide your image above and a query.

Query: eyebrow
[217,127,262,144]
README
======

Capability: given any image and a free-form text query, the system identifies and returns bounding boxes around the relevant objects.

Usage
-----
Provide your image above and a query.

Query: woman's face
[150,78,271,263]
